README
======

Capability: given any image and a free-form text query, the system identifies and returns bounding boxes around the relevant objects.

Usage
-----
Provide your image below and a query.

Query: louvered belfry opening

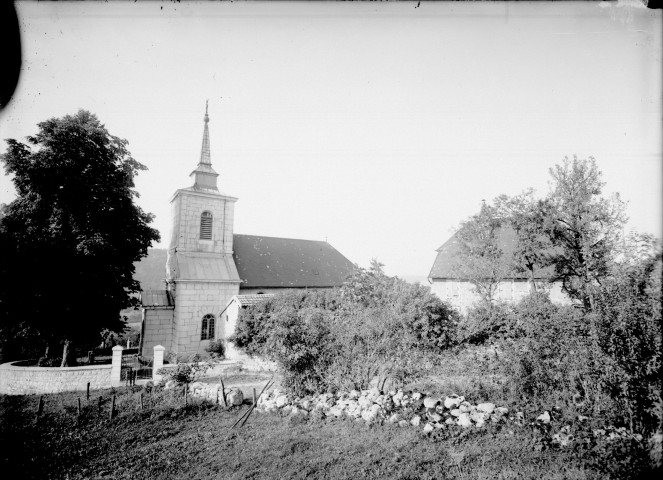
[200,211,213,240]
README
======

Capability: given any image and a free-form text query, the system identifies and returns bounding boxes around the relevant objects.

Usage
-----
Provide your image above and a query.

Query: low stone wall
[0,361,113,395]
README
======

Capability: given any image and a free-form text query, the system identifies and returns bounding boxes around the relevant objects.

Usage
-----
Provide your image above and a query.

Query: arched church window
[201,314,215,340]
[200,211,213,240]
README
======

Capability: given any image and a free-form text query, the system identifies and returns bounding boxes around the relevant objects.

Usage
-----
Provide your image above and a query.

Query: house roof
[233,234,355,288]
[428,226,555,280]
[220,293,275,316]
[233,293,274,307]
[140,290,174,308]
[234,294,275,307]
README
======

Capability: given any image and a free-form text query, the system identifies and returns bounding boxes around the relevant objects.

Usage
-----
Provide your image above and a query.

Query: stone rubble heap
[163,380,654,453]
[255,388,512,433]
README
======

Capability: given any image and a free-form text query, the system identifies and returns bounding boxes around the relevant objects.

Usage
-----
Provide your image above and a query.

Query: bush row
[232,256,661,437]
[231,267,458,396]
[461,257,662,436]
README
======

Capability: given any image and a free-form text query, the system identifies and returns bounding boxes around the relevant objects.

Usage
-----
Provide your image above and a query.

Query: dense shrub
[486,257,661,437]
[232,289,338,358]
[204,339,225,359]
[592,255,662,434]
[231,267,459,396]
[496,293,600,407]
[340,267,458,350]
[158,362,209,385]
[457,300,516,344]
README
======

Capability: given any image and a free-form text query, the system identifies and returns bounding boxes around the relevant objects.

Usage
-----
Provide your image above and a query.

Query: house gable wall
[430,278,570,312]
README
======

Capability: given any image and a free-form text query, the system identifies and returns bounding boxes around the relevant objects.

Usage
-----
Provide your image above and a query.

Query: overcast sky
[0,1,661,278]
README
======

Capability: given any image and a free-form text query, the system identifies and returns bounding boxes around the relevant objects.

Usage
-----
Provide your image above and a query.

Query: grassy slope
[1,347,656,480]
[0,386,633,480]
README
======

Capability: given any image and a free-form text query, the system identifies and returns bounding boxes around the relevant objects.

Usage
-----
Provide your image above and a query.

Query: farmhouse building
[139,106,354,358]
[428,227,569,312]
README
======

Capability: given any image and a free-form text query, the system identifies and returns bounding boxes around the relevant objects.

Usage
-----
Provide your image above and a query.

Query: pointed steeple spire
[190,100,219,191]
[199,100,211,165]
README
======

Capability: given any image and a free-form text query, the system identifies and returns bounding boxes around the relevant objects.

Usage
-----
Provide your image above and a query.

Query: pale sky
[1,1,661,278]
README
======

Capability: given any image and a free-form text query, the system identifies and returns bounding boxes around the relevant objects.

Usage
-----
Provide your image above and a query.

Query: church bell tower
[165,102,241,355]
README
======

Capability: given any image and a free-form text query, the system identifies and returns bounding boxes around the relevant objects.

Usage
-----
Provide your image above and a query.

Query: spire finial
[204,99,209,123]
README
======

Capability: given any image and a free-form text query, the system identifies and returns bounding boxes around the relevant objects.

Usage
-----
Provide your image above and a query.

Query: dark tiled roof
[428,226,555,280]
[233,234,355,288]
[140,290,174,308]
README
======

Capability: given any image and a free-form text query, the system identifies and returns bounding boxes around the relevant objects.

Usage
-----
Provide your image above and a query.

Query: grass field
[1,376,658,480]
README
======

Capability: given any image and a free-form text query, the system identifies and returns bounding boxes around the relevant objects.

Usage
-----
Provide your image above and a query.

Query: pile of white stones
[256,388,511,433]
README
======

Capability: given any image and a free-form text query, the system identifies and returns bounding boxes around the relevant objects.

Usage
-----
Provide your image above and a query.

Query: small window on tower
[200,211,213,240]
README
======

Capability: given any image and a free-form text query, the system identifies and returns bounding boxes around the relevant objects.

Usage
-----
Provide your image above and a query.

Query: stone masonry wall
[141,308,175,356]
[174,190,236,255]
[0,361,112,395]
[173,281,239,356]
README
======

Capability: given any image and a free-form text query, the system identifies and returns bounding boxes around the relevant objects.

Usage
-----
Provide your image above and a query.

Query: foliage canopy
[0,110,160,363]
[231,263,458,395]
[543,156,627,309]
[457,156,627,311]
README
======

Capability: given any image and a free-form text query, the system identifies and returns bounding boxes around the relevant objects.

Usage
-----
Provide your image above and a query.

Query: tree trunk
[61,340,72,367]
[528,267,538,293]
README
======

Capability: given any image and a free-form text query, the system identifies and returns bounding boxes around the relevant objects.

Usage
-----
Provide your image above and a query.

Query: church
[139,106,355,358]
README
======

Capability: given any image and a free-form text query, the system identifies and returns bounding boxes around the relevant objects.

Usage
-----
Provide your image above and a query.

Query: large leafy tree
[494,190,553,290]
[542,156,627,310]
[0,110,160,365]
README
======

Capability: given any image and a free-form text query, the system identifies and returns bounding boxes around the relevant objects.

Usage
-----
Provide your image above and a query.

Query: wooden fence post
[139,392,144,410]
[97,396,103,419]
[35,396,44,424]
[77,398,81,422]
[220,378,227,407]
[86,382,90,401]
[109,395,116,420]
